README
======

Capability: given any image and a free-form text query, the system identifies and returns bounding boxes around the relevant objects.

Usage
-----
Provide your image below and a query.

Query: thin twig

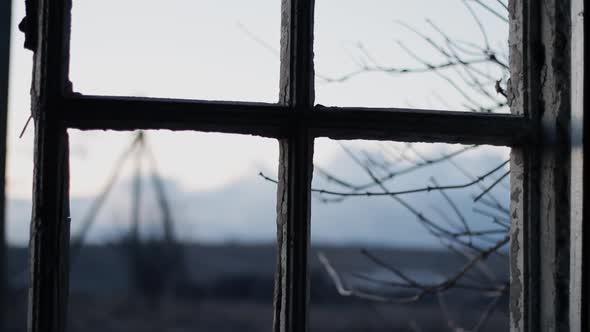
[277,160,510,198]
[474,170,510,202]
[470,0,509,22]
[318,237,509,303]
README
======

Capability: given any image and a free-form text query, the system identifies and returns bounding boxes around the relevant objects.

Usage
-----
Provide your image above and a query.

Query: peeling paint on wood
[58,96,532,146]
[27,0,73,332]
[569,0,585,330]
[509,0,575,331]
[274,1,315,332]
[510,149,526,332]
[24,0,583,331]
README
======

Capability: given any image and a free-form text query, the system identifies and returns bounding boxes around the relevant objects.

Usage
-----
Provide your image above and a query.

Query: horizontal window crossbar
[59,95,288,136]
[59,95,532,146]
[312,106,532,146]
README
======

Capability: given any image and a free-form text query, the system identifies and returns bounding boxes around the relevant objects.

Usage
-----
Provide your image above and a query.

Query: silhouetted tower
[71,131,187,303]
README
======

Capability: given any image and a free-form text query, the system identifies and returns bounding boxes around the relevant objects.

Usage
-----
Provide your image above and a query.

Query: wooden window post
[274,1,314,331]
[509,0,586,331]
[27,0,72,331]
[21,0,586,331]
[570,0,587,331]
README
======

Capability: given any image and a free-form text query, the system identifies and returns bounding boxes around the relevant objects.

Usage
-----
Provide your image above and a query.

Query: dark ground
[3,244,508,331]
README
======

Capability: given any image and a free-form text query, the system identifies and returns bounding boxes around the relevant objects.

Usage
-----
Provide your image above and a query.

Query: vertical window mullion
[570,1,586,331]
[508,1,532,331]
[510,1,577,331]
[28,0,72,331]
[275,1,315,332]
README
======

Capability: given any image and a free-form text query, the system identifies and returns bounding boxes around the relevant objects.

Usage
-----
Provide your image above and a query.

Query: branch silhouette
[248,0,510,330]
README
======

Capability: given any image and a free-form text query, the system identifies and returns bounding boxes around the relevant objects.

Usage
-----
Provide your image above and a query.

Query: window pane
[5,1,34,330]
[311,139,510,331]
[4,246,28,332]
[67,131,279,331]
[314,0,509,113]
[70,0,280,103]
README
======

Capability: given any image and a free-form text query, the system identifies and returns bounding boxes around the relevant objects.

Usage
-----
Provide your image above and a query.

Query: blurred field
[4,244,508,332]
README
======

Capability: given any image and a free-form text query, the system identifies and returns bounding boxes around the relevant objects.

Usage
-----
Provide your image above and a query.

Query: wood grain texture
[25,1,583,332]
[59,95,531,146]
[569,0,586,330]
[28,0,72,331]
[274,1,315,331]
[509,1,574,331]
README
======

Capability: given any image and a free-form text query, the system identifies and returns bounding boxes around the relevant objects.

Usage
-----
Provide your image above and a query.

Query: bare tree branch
[318,236,509,304]
[270,159,510,198]
[469,0,509,23]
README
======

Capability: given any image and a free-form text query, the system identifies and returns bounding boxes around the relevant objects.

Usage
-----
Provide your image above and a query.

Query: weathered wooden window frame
[23,0,585,332]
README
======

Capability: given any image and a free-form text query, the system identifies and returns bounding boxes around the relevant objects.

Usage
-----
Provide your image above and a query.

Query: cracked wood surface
[28,0,72,332]
[274,1,315,331]
[509,1,576,331]
[22,1,584,331]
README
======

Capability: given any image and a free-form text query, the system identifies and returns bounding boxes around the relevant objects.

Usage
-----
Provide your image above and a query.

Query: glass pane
[5,1,34,330]
[67,131,279,331]
[70,0,280,102]
[4,245,28,332]
[314,0,509,113]
[311,139,510,331]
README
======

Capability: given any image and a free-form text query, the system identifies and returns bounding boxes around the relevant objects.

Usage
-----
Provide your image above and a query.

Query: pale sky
[6,0,510,246]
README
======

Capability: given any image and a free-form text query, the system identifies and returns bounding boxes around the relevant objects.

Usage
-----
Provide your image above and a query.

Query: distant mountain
[5,147,510,249]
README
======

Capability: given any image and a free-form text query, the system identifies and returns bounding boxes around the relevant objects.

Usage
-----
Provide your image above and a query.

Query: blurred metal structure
[69,131,184,299]
[71,131,178,250]
[0,0,12,328]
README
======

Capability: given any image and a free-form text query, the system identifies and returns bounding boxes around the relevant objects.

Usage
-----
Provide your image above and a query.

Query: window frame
[570,0,588,330]
[22,1,584,332]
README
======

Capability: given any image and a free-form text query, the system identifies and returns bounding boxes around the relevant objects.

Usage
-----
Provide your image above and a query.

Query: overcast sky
[6,0,510,247]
